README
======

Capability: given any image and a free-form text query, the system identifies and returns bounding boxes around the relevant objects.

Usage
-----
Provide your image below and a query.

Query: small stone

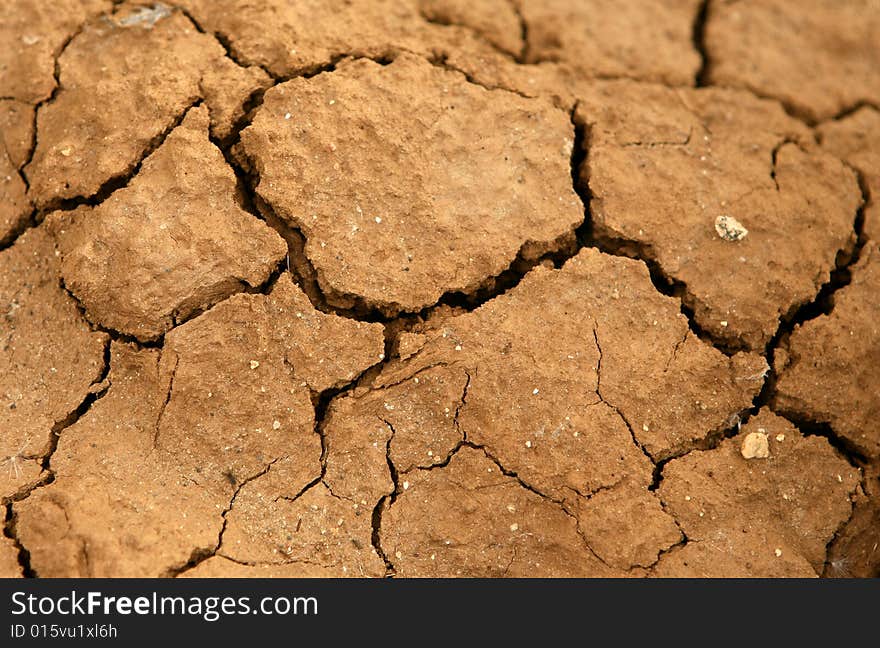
[774,548,783,557]
[741,432,770,459]
[714,215,749,241]
[249,360,260,370]
[776,433,785,442]
[272,420,281,430]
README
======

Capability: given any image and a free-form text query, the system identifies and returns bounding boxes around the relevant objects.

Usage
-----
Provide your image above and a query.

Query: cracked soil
[1,0,878,578]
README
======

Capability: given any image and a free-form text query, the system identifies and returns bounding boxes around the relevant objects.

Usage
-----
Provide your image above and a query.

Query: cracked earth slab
[774,243,880,460]
[327,248,764,575]
[0,534,22,578]
[0,0,112,104]
[0,147,29,246]
[515,0,702,85]
[819,107,880,244]
[576,81,862,351]
[384,446,623,577]
[49,105,287,341]
[0,98,34,245]
[0,226,107,502]
[237,53,582,314]
[0,100,34,170]
[654,410,860,577]
[704,0,880,123]
[2,1,877,580]
[825,465,880,578]
[177,0,497,79]
[419,0,523,57]
[13,276,383,576]
[23,3,270,209]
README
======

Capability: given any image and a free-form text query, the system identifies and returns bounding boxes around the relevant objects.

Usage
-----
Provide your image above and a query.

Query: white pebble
[741,432,770,459]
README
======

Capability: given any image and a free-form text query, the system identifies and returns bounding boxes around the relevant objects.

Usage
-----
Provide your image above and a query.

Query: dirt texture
[654,411,860,577]
[1,228,108,503]
[23,7,268,208]
[704,0,880,122]
[819,107,880,244]
[237,54,581,313]
[517,0,701,85]
[419,0,522,57]
[577,82,862,351]
[774,244,880,460]
[1,1,877,578]
[0,0,112,104]
[0,535,22,578]
[14,276,383,577]
[50,106,286,341]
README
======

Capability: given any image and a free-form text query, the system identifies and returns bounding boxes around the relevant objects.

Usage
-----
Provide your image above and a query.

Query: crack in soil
[591,323,658,470]
[166,457,284,578]
[692,0,711,87]
[509,0,529,63]
[748,163,869,430]
[417,7,519,62]
[4,336,112,576]
[5,4,876,579]
[370,419,402,576]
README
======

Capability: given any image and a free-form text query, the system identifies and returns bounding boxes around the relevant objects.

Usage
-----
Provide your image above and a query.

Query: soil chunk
[0,536,22,578]
[384,447,620,577]
[0,100,35,170]
[50,107,286,341]
[655,411,860,577]
[14,344,222,577]
[419,0,522,56]
[704,0,880,122]
[179,0,486,79]
[824,466,880,578]
[0,150,29,246]
[574,483,683,570]
[328,248,762,574]
[774,244,880,460]
[239,53,582,313]
[578,81,862,350]
[24,5,270,208]
[0,0,111,104]
[0,228,107,503]
[818,107,880,243]
[516,0,702,86]
[13,277,383,576]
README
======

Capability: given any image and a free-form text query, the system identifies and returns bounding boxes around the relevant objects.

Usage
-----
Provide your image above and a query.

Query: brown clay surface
[238,53,581,313]
[655,410,860,577]
[50,106,287,341]
[704,0,880,122]
[14,276,383,576]
[819,107,880,244]
[419,0,523,57]
[578,82,862,351]
[517,0,701,85]
[1,228,107,503]
[774,244,880,461]
[0,535,22,578]
[23,7,268,208]
[1,1,877,578]
[0,0,112,104]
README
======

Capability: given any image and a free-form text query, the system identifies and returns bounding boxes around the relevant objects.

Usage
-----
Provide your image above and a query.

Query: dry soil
[0,0,877,578]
